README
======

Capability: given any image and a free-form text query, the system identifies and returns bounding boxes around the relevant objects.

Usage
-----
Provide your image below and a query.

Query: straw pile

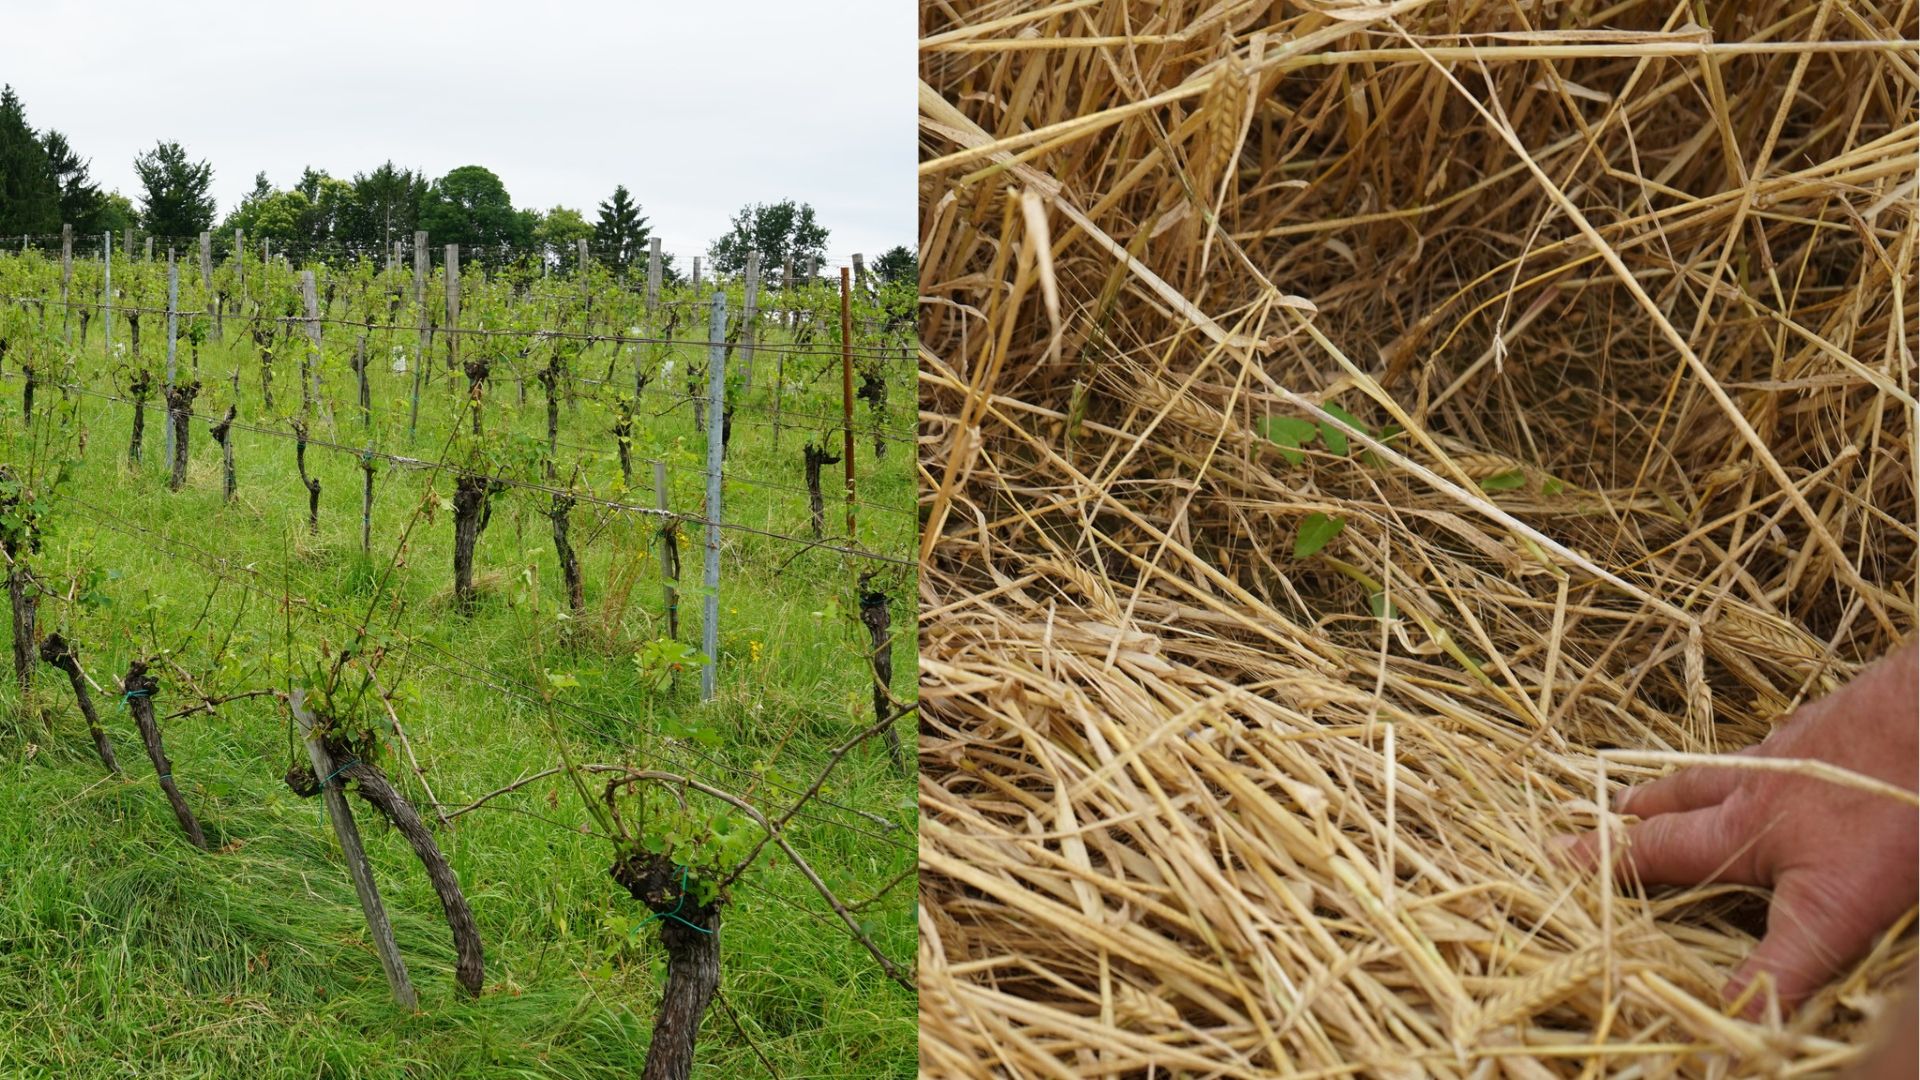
[919,1,1916,1075]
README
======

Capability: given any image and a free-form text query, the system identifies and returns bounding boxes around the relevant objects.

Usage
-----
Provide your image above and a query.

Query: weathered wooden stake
[353,334,370,427]
[646,237,662,311]
[102,232,112,360]
[409,231,428,442]
[360,449,375,555]
[701,292,725,701]
[444,244,461,372]
[289,688,418,1010]
[299,271,320,420]
[320,754,484,998]
[199,231,217,342]
[740,251,762,393]
[839,268,856,540]
[59,225,72,345]
[164,255,180,467]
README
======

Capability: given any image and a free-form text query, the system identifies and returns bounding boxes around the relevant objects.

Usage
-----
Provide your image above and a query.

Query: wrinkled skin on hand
[1560,641,1918,1019]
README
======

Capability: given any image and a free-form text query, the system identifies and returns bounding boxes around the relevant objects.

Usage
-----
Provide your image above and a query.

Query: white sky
[0,0,913,265]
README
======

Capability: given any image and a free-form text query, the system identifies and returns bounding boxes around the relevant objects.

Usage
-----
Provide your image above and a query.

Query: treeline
[0,84,917,285]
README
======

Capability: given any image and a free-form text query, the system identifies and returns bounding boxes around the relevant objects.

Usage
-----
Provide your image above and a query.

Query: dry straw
[919,0,1916,1075]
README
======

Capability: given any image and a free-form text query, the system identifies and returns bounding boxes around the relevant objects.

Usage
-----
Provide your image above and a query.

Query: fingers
[1555,805,1758,887]
[1614,751,1755,818]
[1726,872,1861,1019]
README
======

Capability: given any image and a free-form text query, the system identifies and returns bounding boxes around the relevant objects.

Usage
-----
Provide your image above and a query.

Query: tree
[220,172,309,247]
[95,192,137,236]
[708,199,828,276]
[535,206,595,268]
[347,161,427,251]
[41,130,107,232]
[593,185,652,273]
[286,166,355,251]
[0,86,59,234]
[872,245,917,287]
[132,140,216,237]
[418,166,526,252]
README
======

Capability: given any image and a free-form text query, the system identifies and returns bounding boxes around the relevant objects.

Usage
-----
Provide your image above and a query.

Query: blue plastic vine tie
[640,865,714,935]
[121,688,152,708]
[319,757,361,787]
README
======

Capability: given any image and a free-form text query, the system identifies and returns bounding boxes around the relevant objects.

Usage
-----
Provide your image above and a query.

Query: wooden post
[783,255,797,331]
[654,461,679,642]
[577,237,589,277]
[691,256,702,296]
[741,251,761,393]
[59,225,72,346]
[164,255,180,467]
[299,271,320,419]
[701,292,726,702]
[852,252,866,294]
[123,226,132,260]
[290,689,419,1011]
[354,334,370,427]
[360,448,375,554]
[234,228,245,311]
[410,231,428,442]
[839,267,856,541]
[445,244,460,372]
[199,231,217,342]
[646,237,662,311]
[102,232,112,360]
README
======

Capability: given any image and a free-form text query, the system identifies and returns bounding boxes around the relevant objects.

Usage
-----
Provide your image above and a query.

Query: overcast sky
[1,0,913,264]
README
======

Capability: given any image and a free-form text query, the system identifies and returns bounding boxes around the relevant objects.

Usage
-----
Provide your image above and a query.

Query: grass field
[0,259,917,1078]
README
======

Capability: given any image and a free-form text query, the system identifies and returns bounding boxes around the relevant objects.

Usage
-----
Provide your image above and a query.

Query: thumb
[1726,872,1857,1018]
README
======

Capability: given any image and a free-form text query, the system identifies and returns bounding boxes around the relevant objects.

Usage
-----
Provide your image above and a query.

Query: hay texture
[919,1,1917,1075]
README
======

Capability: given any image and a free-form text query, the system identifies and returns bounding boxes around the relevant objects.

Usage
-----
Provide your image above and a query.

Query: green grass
[0,264,916,1078]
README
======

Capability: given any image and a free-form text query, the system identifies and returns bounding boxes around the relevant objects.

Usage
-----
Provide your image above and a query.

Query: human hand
[1559,641,1918,1018]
